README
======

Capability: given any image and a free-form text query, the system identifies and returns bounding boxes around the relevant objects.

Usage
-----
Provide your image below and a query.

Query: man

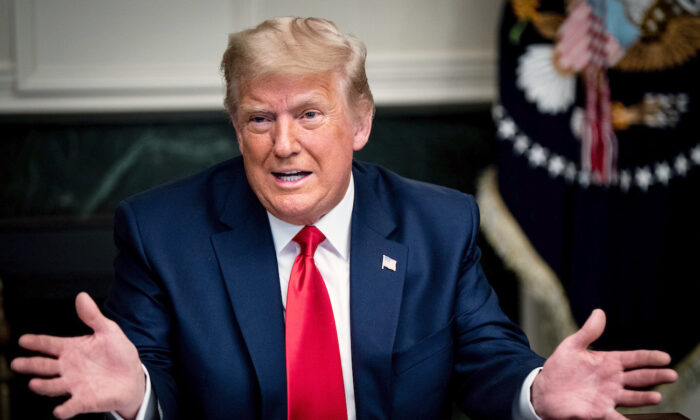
[12,17,676,420]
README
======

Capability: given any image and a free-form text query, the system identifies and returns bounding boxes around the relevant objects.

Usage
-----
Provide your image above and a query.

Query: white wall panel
[0,0,10,63]
[0,0,505,113]
[0,0,12,86]
[13,0,250,92]
[255,0,502,105]
[255,0,499,54]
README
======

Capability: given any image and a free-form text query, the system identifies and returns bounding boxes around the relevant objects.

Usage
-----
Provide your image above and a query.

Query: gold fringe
[510,0,564,40]
[532,12,565,40]
[476,167,700,413]
[615,15,700,72]
[611,101,635,130]
[511,0,541,22]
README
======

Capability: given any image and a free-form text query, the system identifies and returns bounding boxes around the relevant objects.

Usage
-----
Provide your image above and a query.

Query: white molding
[11,0,252,96]
[0,61,12,92]
[368,50,496,105]
[2,0,496,114]
[0,92,227,114]
[12,0,33,92]
[15,65,224,94]
[0,52,495,113]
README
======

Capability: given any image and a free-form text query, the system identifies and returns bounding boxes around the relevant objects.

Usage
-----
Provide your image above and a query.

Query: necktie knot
[293,225,326,257]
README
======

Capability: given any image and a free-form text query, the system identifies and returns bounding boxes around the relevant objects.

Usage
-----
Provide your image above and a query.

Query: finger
[617,350,672,369]
[75,292,110,333]
[54,398,87,420]
[616,389,663,407]
[28,377,69,397]
[17,334,66,357]
[568,308,606,349]
[11,356,60,377]
[605,410,628,420]
[624,368,678,388]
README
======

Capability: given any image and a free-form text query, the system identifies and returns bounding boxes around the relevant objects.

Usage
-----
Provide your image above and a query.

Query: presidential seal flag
[478,0,700,414]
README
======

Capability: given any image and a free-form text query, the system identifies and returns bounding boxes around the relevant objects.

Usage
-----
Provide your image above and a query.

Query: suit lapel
[350,164,408,419]
[209,160,408,419]
[211,167,287,420]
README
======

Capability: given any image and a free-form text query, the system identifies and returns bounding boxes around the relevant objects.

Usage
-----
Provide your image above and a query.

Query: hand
[11,292,145,419]
[531,309,677,420]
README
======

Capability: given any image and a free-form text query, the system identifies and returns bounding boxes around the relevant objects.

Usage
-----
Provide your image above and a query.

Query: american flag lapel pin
[381,254,397,271]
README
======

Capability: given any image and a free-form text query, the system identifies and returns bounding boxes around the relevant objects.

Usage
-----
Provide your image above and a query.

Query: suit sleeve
[451,196,545,419]
[104,200,180,420]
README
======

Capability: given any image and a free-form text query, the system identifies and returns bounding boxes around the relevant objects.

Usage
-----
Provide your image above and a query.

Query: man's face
[232,72,371,226]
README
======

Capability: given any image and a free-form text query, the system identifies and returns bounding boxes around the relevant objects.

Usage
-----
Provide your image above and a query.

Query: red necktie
[285,226,347,420]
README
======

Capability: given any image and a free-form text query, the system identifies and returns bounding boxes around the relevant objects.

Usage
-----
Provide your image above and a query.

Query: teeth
[274,171,309,182]
[279,174,305,182]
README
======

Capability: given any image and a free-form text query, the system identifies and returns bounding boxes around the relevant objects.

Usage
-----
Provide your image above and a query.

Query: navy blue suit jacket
[105,157,544,420]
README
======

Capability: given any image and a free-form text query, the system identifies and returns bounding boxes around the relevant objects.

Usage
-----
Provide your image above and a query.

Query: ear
[352,101,373,151]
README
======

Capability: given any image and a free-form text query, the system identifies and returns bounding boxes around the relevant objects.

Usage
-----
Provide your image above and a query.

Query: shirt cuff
[108,364,155,420]
[512,367,543,420]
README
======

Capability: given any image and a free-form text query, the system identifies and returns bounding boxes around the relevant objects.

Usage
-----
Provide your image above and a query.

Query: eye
[245,114,273,133]
[302,110,320,120]
[250,116,269,123]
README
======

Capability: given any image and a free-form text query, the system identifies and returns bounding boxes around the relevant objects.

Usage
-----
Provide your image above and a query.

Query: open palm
[531,309,677,419]
[12,292,145,419]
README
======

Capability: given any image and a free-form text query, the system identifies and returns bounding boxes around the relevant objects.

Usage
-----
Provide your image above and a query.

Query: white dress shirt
[267,173,356,420]
[117,173,542,420]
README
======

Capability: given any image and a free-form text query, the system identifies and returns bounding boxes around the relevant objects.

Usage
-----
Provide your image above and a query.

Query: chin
[271,205,318,226]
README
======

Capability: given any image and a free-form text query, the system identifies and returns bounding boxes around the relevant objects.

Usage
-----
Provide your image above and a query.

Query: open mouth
[272,170,311,182]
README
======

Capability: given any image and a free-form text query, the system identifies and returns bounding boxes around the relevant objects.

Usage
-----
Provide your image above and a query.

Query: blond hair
[220,17,374,117]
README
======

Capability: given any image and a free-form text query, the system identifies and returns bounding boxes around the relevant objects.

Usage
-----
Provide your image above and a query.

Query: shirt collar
[267,173,354,261]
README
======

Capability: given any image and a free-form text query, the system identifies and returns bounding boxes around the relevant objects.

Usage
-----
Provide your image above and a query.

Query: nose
[272,116,301,158]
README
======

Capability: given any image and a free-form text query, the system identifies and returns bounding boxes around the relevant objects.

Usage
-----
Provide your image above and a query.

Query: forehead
[236,72,347,109]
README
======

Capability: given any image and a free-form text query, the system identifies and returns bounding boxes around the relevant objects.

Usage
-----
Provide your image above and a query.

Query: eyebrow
[238,92,332,117]
[238,104,271,116]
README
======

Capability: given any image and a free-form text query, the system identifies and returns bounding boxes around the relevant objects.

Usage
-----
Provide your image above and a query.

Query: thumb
[569,308,606,349]
[75,292,109,334]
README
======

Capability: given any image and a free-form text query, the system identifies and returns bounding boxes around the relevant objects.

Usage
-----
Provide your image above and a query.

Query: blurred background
[0,0,698,418]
